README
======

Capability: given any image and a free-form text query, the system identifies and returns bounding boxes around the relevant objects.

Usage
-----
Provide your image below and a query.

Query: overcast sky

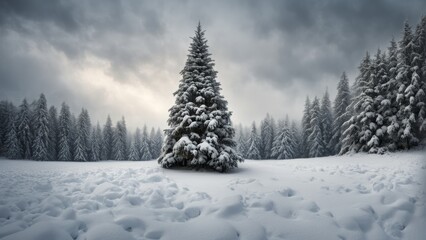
[0,0,425,130]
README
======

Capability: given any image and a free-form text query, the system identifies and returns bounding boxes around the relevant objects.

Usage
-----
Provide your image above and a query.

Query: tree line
[0,94,163,161]
[236,16,426,159]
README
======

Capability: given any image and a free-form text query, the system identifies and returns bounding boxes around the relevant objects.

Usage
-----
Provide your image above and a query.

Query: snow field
[0,150,425,240]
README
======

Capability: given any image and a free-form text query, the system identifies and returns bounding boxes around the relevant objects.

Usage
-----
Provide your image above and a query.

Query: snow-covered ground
[0,151,425,240]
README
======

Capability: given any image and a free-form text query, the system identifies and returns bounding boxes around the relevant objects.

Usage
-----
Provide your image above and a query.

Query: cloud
[0,0,425,130]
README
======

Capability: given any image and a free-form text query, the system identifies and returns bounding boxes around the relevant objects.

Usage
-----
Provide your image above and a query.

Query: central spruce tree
[158,23,242,172]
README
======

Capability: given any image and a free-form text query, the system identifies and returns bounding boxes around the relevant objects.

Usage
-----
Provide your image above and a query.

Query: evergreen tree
[301,97,312,157]
[17,99,32,159]
[308,97,325,157]
[73,133,85,161]
[58,102,72,161]
[272,117,295,159]
[382,39,400,150]
[48,106,59,161]
[102,115,114,160]
[0,101,16,155]
[140,125,153,160]
[5,113,19,159]
[341,52,372,154]
[152,128,163,159]
[236,124,249,158]
[75,109,91,161]
[290,121,302,158]
[396,22,418,149]
[260,113,275,159]
[113,117,127,160]
[32,94,49,161]
[330,72,351,154]
[412,18,426,139]
[320,90,333,156]
[129,134,140,161]
[246,122,261,159]
[158,23,242,172]
[416,16,426,135]
[91,123,102,161]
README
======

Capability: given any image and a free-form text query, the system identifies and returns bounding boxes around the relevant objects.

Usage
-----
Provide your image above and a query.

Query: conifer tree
[396,22,418,149]
[301,97,312,157]
[330,72,351,154]
[113,117,127,160]
[140,125,152,160]
[308,97,325,157]
[260,113,275,159]
[152,128,163,158]
[0,102,16,155]
[412,18,426,139]
[236,124,249,158]
[5,114,20,159]
[77,109,91,161]
[102,115,114,160]
[48,106,59,161]
[58,102,72,161]
[32,94,49,161]
[290,121,302,158]
[272,117,295,159]
[341,52,372,154]
[320,90,333,156]
[91,123,102,161]
[158,23,242,172]
[17,99,32,159]
[247,122,261,159]
[385,38,400,150]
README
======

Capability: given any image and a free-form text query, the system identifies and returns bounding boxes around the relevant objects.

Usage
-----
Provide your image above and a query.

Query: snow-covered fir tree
[260,113,275,159]
[413,16,426,137]
[301,97,312,157]
[113,117,127,160]
[236,124,249,159]
[48,106,59,161]
[290,120,302,158]
[272,117,296,159]
[73,132,85,162]
[396,22,419,149]
[384,38,400,150]
[158,23,242,172]
[102,115,114,160]
[69,114,78,161]
[129,128,142,160]
[151,128,163,159]
[140,125,152,160]
[77,109,91,161]
[58,103,72,161]
[320,90,333,156]
[341,52,372,154]
[246,122,261,159]
[330,72,351,154]
[308,97,325,157]
[32,94,49,161]
[0,101,16,155]
[91,123,102,161]
[5,113,19,159]
[17,99,33,159]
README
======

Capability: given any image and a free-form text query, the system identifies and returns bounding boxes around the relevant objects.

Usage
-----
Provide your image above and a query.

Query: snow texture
[0,150,424,240]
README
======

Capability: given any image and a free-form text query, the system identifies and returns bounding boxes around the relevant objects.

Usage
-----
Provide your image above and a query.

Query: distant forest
[236,16,426,159]
[1,17,425,162]
[0,94,163,161]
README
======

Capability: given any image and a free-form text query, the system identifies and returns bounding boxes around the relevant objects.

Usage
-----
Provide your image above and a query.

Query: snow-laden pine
[158,23,242,172]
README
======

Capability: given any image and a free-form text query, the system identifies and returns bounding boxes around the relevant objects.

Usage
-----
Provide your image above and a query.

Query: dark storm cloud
[0,0,425,128]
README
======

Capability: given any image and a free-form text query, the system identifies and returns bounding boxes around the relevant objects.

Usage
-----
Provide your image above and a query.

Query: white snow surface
[0,151,425,240]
